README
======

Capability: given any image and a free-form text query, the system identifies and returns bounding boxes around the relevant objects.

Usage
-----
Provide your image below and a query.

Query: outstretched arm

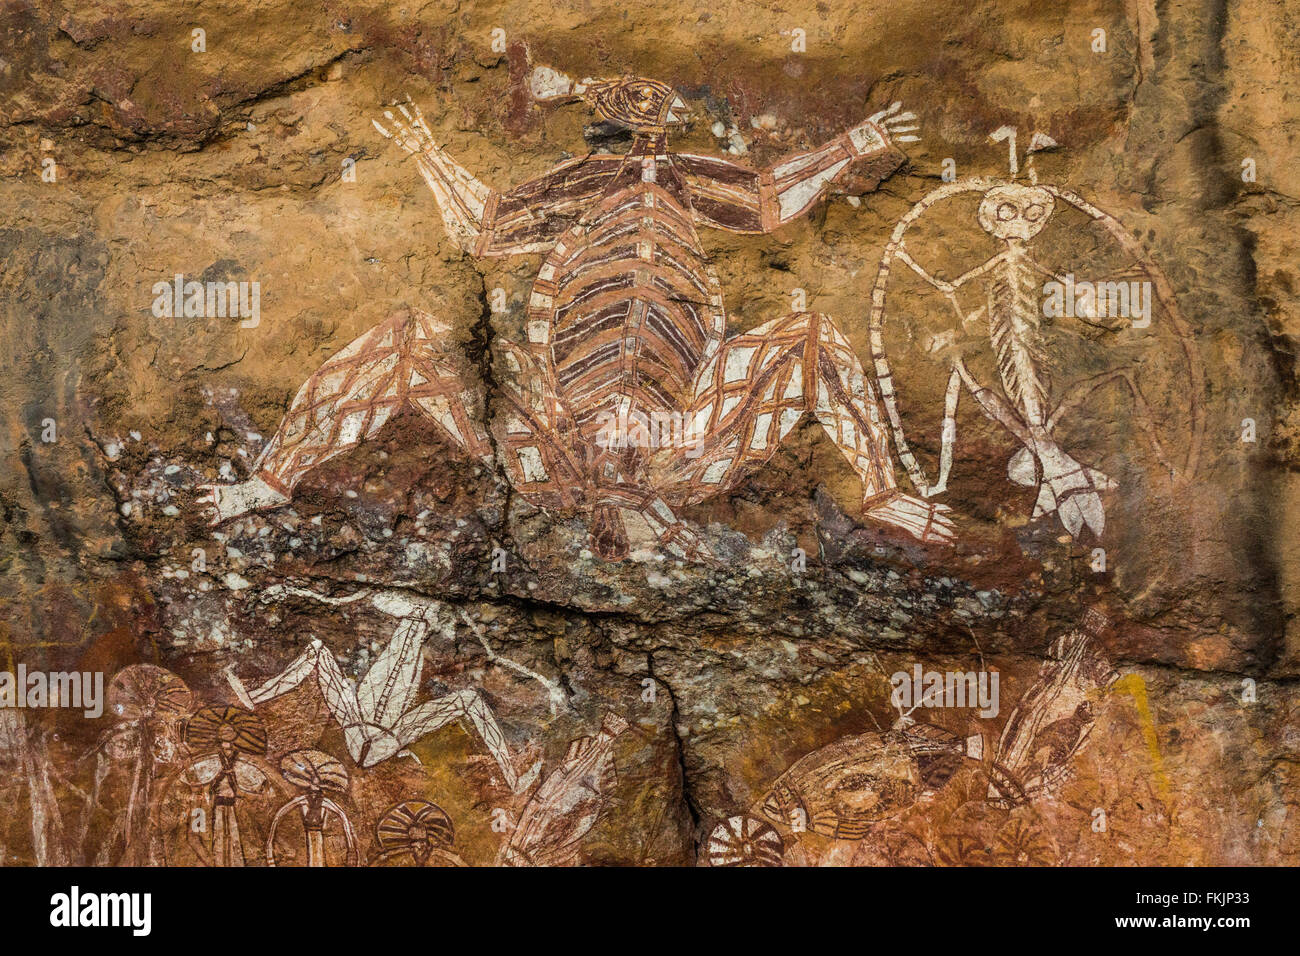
[374,99,620,257]
[897,244,1005,296]
[374,100,495,250]
[678,103,919,233]
[256,581,435,620]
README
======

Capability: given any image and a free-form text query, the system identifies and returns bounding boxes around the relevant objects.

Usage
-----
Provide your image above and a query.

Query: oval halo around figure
[867,159,1203,546]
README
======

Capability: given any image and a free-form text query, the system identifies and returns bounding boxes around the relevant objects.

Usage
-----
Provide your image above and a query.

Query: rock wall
[0,0,1296,866]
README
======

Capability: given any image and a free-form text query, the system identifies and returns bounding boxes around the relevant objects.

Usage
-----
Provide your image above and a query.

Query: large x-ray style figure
[225,586,562,792]
[199,67,954,559]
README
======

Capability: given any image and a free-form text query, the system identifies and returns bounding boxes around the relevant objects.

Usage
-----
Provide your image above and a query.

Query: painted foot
[1033,449,1115,539]
[590,502,630,560]
[1036,481,1110,539]
[865,492,957,545]
[658,522,715,562]
[196,474,288,525]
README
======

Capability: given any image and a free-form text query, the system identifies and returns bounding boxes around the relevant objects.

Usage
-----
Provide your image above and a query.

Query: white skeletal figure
[225,585,562,793]
[869,130,1154,539]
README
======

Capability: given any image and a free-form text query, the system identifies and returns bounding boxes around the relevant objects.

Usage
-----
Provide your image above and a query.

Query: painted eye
[640,86,654,96]
[1024,203,1046,221]
[637,99,652,111]
[997,203,1018,221]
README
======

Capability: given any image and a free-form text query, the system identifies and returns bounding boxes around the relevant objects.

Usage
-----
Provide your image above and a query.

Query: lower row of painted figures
[0,610,1128,866]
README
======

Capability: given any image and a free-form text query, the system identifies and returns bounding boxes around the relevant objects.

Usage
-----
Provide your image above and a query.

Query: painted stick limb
[390,691,539,794]
[1048,369,1176,478]
[897,242,1005,295]
[951,356,1035,448]
[255,582,374,607]
[455,610,567,715]
[1045,185,1204,480]
[929,366,962,496]
[894,244,956,294]
[258,582,446,628]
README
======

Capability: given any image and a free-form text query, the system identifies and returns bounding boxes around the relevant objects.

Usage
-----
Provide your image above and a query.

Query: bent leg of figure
[656,312,955,544]
[228,639,331,706]
[356,615,428,729]
[200,309,491,524]
[225,639,369,761]
[953,357,1112,538]
[392,689,541,794]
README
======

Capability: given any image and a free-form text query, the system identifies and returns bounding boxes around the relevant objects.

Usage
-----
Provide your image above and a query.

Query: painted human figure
[879,180,1118,538]
[869,130,1203,540]
[224,586,550,792]
[177,706,270,867]
[199,69,954,558]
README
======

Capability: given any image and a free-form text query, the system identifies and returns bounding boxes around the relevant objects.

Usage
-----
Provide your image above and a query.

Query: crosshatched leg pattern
[252,308,493,497]
[650,312,954,544]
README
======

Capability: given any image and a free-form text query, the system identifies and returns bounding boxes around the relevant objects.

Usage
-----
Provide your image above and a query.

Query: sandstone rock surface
[0,0,1296,866]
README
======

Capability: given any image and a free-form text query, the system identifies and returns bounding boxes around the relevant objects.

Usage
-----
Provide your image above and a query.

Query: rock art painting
[869,128,1204,539]
[1,0,1297,879]
[202,81,949,557]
